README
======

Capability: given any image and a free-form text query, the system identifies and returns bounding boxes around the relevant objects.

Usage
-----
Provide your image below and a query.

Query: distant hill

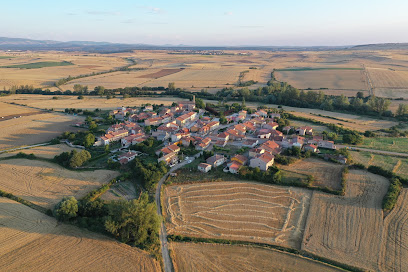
[1,37,406,52]
[351,43,408,50]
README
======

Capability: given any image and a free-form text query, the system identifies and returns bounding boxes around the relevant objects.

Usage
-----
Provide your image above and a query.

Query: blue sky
[1,0,407,46]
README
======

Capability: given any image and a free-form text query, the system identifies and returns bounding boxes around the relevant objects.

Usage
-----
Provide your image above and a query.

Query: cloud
[86,11,121,16]
[138,6,165,15]
[236,25,264,28]
[224,11,233,16]
[66,12,77,16]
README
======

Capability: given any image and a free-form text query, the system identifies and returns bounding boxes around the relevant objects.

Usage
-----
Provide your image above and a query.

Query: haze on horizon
[1,0,408,47]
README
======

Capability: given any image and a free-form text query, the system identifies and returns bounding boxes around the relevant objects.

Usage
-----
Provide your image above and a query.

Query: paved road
[337,145,408,157]
[155,158,195,272]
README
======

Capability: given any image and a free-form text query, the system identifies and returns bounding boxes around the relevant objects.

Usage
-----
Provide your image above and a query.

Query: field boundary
[168,235,362,272]
[0,189,48,214]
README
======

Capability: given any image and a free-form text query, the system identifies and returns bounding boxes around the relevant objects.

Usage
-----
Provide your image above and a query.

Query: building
[264,122,279,130]
[217,132,230,142]
[297,126,313,136]
[250,153,275,171]
[100,129,129,145]
[198,163,212,173]
[242,139,259,148]
[118,151,138,165]
[318,140,337,150]
[196,137,211,150]
[226,161,243,174]
[231,154,248,165]
[206,154,226,167]
[256,129,271,139]
[304,144,318,152]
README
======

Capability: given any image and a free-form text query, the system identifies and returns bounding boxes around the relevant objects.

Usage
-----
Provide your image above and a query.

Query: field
[368,68,408,98]
[1,61,73,69]
[100,181,138,201]
[0,144,82,159]
[275,69,367,91]
[0,101,39,116]
[280,158,344,191]
[170,242,343,272]
[361,137,408,154]
[0,197,160,271]
[0,94,182,111]
[301,170,389,271]
[0,159,118,209]
[350,151,408,179]
[163,181,312,249]
[379,189,408,272]
[0,110,82,150]
[289,120,332,133]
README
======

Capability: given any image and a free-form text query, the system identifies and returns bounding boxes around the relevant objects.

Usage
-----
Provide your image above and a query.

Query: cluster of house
[94,100,340,171]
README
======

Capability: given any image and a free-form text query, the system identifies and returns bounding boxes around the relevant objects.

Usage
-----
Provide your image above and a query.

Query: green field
[275,67,363,72]
[350,151,408,178]
[361,137,408,154]
[1,61,74,69]
[0,56,15,59]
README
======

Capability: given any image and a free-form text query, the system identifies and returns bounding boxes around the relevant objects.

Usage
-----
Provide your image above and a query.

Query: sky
[1,0,408,46]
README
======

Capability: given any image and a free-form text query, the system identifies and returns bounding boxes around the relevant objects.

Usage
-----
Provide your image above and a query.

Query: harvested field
[171,242,343,272]
[275,69,367,90]
[0,94,181,111]
[0,112,83,150]
[138,68,183,78]
[289,119,332,133]
[379,189,408,272]
[0,102,38,117]
[0,144,81,159]
[368,68,408,98]
[302,170,389,271]
[0,197,160,272]
[280,158,344,191]
[164,181,312,249]
[0,159,118,209]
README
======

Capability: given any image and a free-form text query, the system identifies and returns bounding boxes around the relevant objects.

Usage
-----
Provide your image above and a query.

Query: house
[233,124,246,135]
[226,129,243,140]
[304,144,318,152]
[207,121,220,131]
[156,144,180,156]
[243,121,256,133]
[198,125,210,135]
[308,135,324,145]
[256,129,271,139]
[118,151,138,165]
[318,140,337,150]
[217,132,230,142]
[270,113,281,119]
[231,154,248,165]
[196,137,211,150]
[249,148,265,158]
[121,133,145,147]
[264,122,279,130]
[158,152,178,165]
[145,117,163,126]
[176,111,197,127]
[100,129,129,145]
[206,154,226,167]
[250,153,275,171]
[297,126,313,136]
[261,140,282,155]
[323,154,347,164]
[292,136,305,148]
[198,163,212,173]
[143,105,153,111]
[226,161,243,174]
[270,129,284,141]
[242,139,259,148]
[214,140,227,147]
[282,126,292,134]
[252,110,268,118]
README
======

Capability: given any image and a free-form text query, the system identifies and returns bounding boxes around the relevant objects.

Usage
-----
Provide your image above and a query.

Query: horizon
[1,0,408,46]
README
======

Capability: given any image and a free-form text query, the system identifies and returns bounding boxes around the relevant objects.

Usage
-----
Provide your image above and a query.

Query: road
[155,157,197,272]
[337,145,408,157]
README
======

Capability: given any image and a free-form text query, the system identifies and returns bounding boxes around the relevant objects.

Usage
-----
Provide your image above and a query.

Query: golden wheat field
[0,94,182,111]
[379,189,408,272]
[0,144,81,159]
[0,111,83,150]
[275,69,367,91]
[170,242,344,272]
[0,101,38,116]
[280,158,344,191]
[0,159,118,209]
[0,197,160,272]
[164,181,312,249]
[302,170,389,271]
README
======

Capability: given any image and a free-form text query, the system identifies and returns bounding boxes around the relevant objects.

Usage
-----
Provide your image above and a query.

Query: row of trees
[54,150,91,168]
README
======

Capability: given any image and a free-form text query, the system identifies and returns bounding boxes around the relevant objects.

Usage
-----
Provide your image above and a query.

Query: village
[93,96,342,174]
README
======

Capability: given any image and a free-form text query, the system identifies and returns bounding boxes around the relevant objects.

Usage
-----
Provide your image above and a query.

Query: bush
[54,196,78,221]
[383,178,402,211]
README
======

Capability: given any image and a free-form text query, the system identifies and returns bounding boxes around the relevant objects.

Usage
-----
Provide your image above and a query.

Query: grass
[275,67,363,72]
[1,61,74,69]
[0,56,15,59]
[361,137,408,154]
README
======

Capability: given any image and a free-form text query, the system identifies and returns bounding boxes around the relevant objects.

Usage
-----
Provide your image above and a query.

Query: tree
[104,193,160,249]
[168,82,176,91]
[195,98,205,109]
[396,104,408,116]
[83,133,95,148]
[54,196,78,221]
[368,96,390,114]
[69,150,91,168]
[144,125,151,134]
[88,121,98,132]
[94,86,105,96]
[242,97,246,107]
